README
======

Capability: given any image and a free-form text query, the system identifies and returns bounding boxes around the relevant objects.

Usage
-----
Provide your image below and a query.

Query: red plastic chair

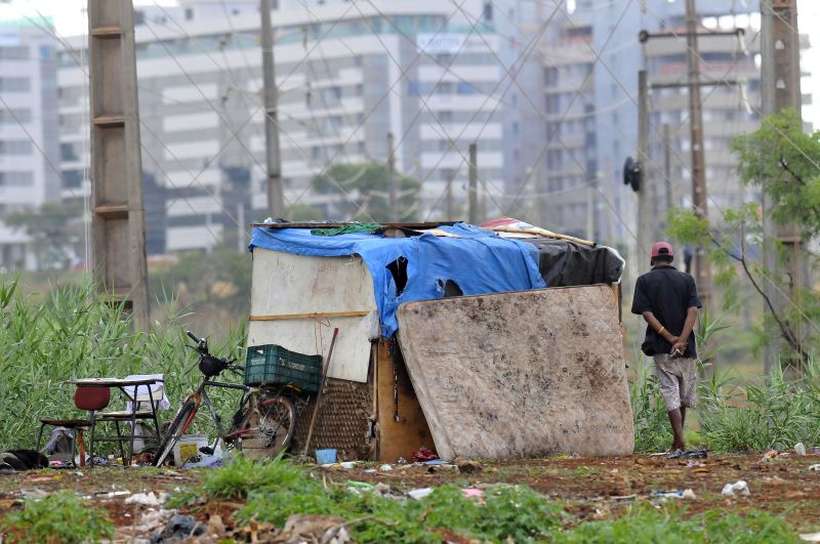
[73,386,111,466]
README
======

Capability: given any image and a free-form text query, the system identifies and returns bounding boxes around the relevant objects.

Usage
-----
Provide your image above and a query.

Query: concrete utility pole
[261,0,284,218]
[684,0,711,308]
[387,132,397,221]
[445,171,454,221]
[637,70,651,266]
[468,143,478,224]
[87,0,149,331]
[761,0,805,372]
[663,123,673,214]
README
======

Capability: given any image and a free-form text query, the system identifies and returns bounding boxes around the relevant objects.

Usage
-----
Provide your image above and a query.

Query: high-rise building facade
[0,19,60,271]
[57,0,511,254]
[537,0,810,251]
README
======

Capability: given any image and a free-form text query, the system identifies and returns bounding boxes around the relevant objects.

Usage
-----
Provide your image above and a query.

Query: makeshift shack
[247,219,633,461]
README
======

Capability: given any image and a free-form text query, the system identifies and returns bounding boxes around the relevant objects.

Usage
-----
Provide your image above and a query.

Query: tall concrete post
[761,0,806,371]
[387,132,397,221]
[468,143,478,224]
[261,0,284,218]
[637,70,651,267]
[685,0,712,308]
[87,0,149,330]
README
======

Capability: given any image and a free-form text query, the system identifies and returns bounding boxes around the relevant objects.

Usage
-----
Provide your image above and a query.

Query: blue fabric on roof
[249,223,546,337]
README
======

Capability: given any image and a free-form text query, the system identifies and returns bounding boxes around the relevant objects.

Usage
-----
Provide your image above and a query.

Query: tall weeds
[0,278,245,450]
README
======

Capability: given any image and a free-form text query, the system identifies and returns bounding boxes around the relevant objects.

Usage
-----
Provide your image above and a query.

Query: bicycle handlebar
[186,330,201,344]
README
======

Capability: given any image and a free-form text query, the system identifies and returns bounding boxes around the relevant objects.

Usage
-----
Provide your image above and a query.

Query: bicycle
[152,331,297,466]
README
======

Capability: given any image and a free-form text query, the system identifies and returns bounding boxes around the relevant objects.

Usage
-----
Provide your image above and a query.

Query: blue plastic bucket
[315,448,337,464]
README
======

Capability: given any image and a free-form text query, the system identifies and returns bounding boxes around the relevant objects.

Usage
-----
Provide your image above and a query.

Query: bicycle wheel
[239,395,295,459]
[153,399,197,467]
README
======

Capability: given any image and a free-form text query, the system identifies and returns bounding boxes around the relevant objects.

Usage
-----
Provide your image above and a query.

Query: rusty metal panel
[396,285,634,459]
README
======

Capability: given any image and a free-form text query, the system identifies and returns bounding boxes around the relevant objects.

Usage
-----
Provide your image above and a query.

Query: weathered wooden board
[248,249,377,382]
[396,285,634,459]
[374,340,436,462]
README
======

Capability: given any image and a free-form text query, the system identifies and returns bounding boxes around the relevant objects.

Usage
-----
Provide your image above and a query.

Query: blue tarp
[249,224,547,337]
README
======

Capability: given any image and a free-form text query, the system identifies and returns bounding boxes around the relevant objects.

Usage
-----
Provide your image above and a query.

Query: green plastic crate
[244,344,323,392]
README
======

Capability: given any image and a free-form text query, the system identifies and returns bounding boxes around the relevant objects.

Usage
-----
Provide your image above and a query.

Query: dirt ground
[0,452,818,540]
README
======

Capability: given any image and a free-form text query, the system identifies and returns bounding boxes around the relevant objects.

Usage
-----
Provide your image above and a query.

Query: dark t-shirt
[631,265,702,357]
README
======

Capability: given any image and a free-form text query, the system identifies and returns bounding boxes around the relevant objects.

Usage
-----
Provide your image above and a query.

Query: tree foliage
[731,109,820,237]
[668,110,820,364]
[311,162,422,222]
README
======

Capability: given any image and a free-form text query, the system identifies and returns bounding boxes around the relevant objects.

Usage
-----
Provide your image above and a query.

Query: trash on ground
[799,532,820,542]
[279,514,351,544]
[379,463,393,472]
[808,464,820,472]
[652,489,696,500]
[407,487,434,500]
[666,449,707,460]
[339,461,356,470]
[125,491,165,507]
[794,442,807,456]
[315,448,337,465]
[410,447,438,462]
[455,458,482,474]
[721,480,751,497]
[151,514,205,543]
[462,488,484,499]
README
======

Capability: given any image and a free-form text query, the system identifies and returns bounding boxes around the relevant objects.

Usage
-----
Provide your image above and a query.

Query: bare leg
[668,408,686,451]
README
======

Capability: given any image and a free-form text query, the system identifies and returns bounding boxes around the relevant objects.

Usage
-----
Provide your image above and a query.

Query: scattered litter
[667,449,708,460]
[150,514,205,543]
[456,458,482,474]
[800,532,820,542]
[279,514,351,544]
[686,460,706,468]
[363,468,377,474]
[410,447,438,462]
[407,487,434,500]
[652,489,696,501]
[125,492,165,507]
[339,461,357,470]
[427,463,458,474]
[20,488,49,500]
[761,450,788,462]
[721,480,751,497]
[462,488,484,499]
[95,490,131,499]
[315,448,337,465]
[808,464,820,472]
[794,442,807,456]
[346,481,375,495]
[423,459,447,466]
[379,464,393,472]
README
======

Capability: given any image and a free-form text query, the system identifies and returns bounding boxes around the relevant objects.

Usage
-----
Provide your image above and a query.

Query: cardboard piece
[396,285,634,459]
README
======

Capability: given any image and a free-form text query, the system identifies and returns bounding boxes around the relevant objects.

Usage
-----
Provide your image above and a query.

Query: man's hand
[672,338,687,354]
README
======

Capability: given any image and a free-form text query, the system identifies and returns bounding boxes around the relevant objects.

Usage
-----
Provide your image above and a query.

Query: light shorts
[652,353,698,411]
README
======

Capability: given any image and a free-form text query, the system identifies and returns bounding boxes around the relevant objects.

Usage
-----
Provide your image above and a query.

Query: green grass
[0,278,246,451]
[0,491,114,544]
[175,457,802,544]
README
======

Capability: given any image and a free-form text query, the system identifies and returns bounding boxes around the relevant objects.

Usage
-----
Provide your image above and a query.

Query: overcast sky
[1,0,819,127]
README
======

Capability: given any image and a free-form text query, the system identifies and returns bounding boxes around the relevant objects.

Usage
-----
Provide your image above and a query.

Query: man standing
[631,241,701,453]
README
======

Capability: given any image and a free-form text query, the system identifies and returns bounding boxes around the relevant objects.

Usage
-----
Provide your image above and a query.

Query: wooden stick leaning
[303,327,340,458]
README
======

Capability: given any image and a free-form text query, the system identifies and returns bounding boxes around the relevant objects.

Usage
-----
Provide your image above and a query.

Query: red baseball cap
[651,241,674,258]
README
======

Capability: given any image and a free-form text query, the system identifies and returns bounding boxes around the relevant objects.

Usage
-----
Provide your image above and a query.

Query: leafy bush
[0,278,245,451]
[0,491,114,544]
[698,355,820,451]
[630,358,672,452]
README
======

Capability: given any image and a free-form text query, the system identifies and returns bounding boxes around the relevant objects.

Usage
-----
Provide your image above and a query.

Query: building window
[185,8,194,20]
[61,169,84,189]
[0,108,31,124]
[436,110,453,123]
[0,77,30,92]
[0,171,34,187]
[0,140,33,155]
[546,95,560,114]
[483,1,493,21]
[61,143,80,162]
[544,67,558,86]
[0,46,29,60]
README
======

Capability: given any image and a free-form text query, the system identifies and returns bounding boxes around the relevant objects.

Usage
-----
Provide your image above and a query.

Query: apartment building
[0,19,60,271]
[57,0,508,254]
[538,0,810,247]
